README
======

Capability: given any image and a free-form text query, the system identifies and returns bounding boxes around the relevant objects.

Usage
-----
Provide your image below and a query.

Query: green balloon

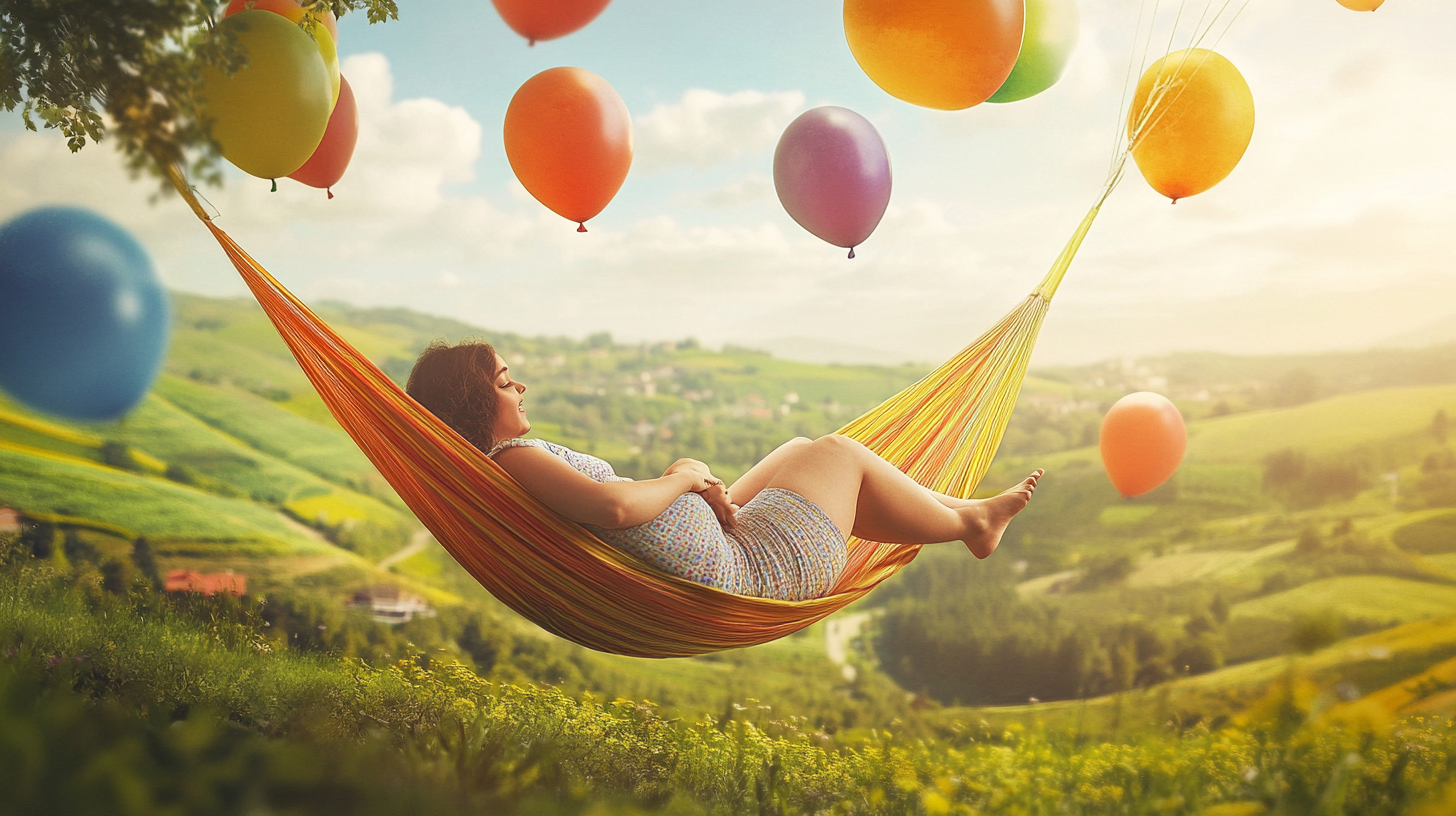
[988,0,1080,103]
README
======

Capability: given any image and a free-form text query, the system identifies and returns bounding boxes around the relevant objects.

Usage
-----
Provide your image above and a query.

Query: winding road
[379,528,434,571]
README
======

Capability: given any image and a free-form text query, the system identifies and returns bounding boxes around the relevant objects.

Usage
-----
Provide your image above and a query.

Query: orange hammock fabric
[170,170,1100,658]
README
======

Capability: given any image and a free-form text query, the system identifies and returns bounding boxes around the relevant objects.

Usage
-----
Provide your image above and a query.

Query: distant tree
[1268,369,1320,407]
[1290,611,1344,654]
[62,528,98,565]
[0,0,397,187]
[100,441,142,471]
[1210,594,1230,624]
[21,518,55,559]
[100,558,133,594]
[131,536,162,590]
[1435,409,1449,445]
[1263,449,1307,488]
[1174,635,1223,675]
[1295,526,1323,554]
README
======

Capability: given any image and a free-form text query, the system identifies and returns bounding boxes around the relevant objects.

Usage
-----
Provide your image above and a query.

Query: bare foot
[960,469,1043,559]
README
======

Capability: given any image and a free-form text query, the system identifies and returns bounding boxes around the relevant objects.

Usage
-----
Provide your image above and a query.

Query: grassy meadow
[4,291,1456,812]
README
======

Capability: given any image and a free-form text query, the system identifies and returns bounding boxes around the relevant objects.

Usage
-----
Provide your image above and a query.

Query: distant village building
[165,569,247,596]
[0,508,21,535]
[349,585,435,624]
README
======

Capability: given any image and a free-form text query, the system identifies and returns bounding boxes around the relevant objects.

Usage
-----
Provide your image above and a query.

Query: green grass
[0,445,334,553]
[152,375,397,501]
[6,564,1456,816]
[1185,384,1456,464]
[1124,540,1293,589]
[1394,510,1456,554]
[1231,575,1456,625]
[943,614,1456,737]
[1099,505,1159,526]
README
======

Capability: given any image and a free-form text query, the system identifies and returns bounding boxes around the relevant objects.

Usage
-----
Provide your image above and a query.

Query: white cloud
[634,89,805,172]
[673,172,774,208]
[3,4,1454,372]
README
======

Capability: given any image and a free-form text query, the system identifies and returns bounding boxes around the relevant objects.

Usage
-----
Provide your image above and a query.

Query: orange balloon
[491,0,611,45]
[844,0,1025,111]
[225,0,338,43]
[1127,48,1254,202]
[504,67,632,231]
[1336,0,1384,9]
[289,75,358,197]
[1099,392,1186,498]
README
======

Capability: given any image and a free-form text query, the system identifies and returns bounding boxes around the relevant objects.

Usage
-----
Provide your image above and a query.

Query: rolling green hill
[6,288,1456,740]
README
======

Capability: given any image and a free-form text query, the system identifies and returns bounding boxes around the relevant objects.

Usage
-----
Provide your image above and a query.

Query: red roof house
[164,569,247,596]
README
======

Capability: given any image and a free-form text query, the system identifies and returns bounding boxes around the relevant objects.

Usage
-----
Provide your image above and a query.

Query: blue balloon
[0,207,171,421]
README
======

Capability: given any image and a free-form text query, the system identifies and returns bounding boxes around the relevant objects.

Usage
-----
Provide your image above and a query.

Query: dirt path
[824,611,872,682]
[379,528,433,571]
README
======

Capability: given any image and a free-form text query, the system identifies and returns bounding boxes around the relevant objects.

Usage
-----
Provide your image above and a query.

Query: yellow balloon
[843,0,1026,111]
[1127,48,1254,202]
[308,21,341,108]
[1336,0,1384,9]
[199,11,333,179]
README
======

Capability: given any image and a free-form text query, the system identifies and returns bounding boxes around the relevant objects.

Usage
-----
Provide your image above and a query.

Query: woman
[406,340,1041,602]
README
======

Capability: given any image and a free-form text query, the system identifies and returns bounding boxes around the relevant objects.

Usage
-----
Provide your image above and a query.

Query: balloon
[988,0,1080,104]
[1126,48,1254,202]
[773,107,892,258]
[844,0,1024,110]
[225,0,338,43]
[200,11,333,180]
[1100,392,1187,498]
[504,67,632,231]
[0,208,171,421]
[1336,0,1384,9]
[223,0,340,107]
[289,75,359,197]
[491,0,611,45]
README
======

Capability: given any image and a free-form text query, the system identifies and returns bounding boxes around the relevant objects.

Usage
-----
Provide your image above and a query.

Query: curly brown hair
[405,340,502,453]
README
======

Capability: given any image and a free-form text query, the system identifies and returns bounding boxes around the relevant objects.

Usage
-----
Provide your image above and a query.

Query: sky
[2,0,1453,366]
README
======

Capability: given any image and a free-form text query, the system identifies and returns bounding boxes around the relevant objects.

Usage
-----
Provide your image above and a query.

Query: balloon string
[270,179,277,193]
[577,222,588,233]
[847,247,856,259]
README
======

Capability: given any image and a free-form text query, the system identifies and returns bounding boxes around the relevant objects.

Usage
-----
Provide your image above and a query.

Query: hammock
[167,168,1104,658]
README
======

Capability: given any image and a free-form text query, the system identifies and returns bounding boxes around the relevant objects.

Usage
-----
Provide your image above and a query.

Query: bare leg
[763,435,1041,559]
[727,437,812,506]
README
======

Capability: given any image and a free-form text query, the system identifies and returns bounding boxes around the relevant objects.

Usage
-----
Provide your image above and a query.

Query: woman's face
[489,353,530,442]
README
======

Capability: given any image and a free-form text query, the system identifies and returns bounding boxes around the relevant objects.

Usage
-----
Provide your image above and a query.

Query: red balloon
[1099,392,1187,498]
[504,67,632,230]
[491,0,610,45]
[289,75,359,197]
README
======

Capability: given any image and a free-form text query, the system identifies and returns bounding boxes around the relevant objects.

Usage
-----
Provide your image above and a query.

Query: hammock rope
[165,166,1104,658]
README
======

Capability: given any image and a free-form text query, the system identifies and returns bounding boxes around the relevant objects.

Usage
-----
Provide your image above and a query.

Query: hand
[663,458,713,481]
[698,482,737,529]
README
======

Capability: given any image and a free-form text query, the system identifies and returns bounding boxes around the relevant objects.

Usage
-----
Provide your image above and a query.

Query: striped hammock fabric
[170,169,1100,658]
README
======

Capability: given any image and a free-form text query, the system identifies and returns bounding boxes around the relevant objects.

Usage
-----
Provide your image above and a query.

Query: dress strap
[485,437,547,458]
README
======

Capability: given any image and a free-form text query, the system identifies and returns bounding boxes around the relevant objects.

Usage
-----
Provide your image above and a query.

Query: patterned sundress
[486,438,847,601]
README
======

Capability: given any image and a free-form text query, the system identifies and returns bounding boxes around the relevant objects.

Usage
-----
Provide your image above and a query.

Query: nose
[516,382,527,394]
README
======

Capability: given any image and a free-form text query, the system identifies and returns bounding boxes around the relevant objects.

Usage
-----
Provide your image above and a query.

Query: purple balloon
[773,106,892,258]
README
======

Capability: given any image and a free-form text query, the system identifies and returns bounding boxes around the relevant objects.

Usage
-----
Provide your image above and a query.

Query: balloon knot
[1170,198,1178,205]
[577,222,588,233]
[528,39,536,47]
[327,188,334,200]
[270,179,278,193]
[847,247,856,259]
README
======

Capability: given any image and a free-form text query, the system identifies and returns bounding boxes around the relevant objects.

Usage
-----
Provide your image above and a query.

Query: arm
[494,446,715,530]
